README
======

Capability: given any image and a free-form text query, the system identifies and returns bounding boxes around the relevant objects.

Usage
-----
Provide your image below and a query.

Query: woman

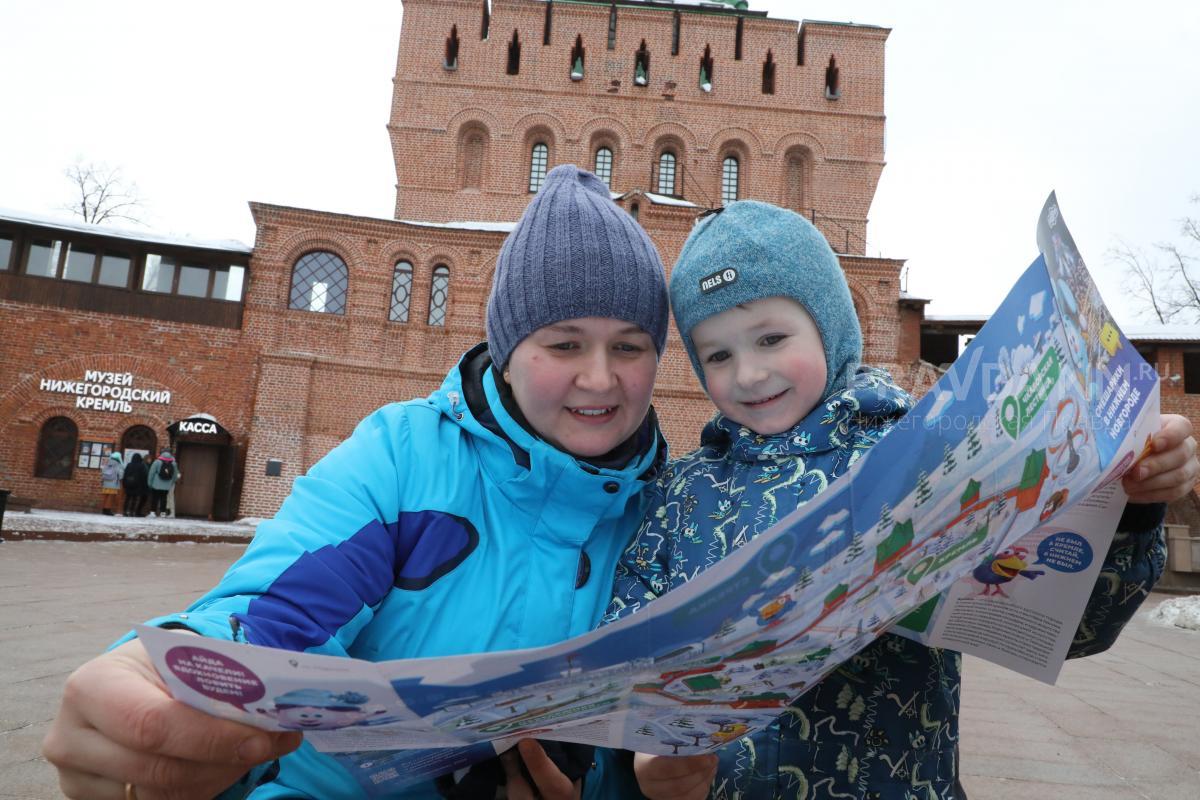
[42,165,670,800]
[99,451,123,516]
[121,453,149,517]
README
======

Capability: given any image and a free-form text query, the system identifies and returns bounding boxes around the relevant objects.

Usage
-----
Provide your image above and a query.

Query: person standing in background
[146,449,179,517]
[121,453,150,517]
[98,451,123,516]
[166,461,183,518]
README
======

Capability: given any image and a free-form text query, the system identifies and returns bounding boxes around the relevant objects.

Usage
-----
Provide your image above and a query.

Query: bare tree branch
[1110,195,1200,324]
[60,161,145,225]
[1110,239,1172,323]
[1160,243,1200,322]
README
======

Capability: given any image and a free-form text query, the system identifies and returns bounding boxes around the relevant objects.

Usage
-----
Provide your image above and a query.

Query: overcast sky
[2,1,1197,324]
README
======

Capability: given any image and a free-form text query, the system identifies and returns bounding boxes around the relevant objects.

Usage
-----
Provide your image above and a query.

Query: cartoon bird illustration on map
[973,546,1044,597]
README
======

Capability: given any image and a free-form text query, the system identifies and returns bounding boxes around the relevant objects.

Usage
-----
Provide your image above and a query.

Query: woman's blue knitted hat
[670,200,862,399]
[486,165,669,369]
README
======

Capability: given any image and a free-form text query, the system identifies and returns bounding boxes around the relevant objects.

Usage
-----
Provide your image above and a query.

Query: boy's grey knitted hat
[485,165,669,369]
[669,200,862,399]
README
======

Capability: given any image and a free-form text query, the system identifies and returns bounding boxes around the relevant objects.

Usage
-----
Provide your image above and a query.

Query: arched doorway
[121,424,158,462]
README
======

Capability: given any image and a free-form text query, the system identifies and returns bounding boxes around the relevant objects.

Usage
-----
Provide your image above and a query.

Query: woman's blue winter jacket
[136,345,665,799]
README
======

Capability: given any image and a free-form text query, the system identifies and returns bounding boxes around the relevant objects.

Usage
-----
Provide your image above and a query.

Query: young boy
[607,201,1192,800]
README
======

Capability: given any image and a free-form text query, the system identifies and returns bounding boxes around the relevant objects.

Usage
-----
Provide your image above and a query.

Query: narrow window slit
[507,30,521,75]
[571,34,585,80]
[444,25,460,70]
[825,54,840,99]
[634,40,650,85]
[762,49,775,94]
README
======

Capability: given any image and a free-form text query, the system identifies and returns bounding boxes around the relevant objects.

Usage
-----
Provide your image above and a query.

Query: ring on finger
[125,783,139,800]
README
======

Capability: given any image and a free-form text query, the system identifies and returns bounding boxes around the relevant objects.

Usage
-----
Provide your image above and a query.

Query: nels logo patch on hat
[700,267,738,294]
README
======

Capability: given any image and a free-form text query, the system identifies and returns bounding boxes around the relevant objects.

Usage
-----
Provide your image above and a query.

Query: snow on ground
[0,508,256,539]
[1148,595,1200,631]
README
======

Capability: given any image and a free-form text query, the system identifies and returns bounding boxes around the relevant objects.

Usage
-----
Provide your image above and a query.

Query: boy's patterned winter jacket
[607,367,1166,800]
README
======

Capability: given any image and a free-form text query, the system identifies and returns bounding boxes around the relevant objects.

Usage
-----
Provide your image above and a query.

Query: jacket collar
[700,366,911,462]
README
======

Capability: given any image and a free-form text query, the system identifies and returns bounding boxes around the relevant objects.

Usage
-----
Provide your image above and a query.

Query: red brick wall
[1145,345,1200,515]
[391,0,887,256]
[0,300,258,512]
[1147,347,1200,423]
[235,204,500,516]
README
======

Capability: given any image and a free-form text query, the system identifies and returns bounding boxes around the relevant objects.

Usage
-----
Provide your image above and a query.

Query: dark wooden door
[176,444,218,518]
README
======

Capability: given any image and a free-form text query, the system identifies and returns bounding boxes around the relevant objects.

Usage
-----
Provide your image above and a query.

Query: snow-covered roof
[801,19,890,31]
[1122,325,1200,342]
[0,206,251,254]
[899,291,931,303]
[922,316,1200,343]
[665,1,744,7]
[643,192,699,208]
[398,219,517,233]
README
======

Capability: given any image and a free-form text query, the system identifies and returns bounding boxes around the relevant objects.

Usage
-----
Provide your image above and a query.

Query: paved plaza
[1,536,1197,799]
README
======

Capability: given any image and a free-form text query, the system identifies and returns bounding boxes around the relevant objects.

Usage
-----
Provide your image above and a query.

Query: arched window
[721,156,739,206]
[390,260,413,322]
[121,425,158,459]
[784,149,810,213]
[36,416,78,479]
[594,147,614,188]
[529,143,549,192]
[461,128,487,189]
[428,265,450,326]
[657,151,677,196]
[289,251,348,315]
